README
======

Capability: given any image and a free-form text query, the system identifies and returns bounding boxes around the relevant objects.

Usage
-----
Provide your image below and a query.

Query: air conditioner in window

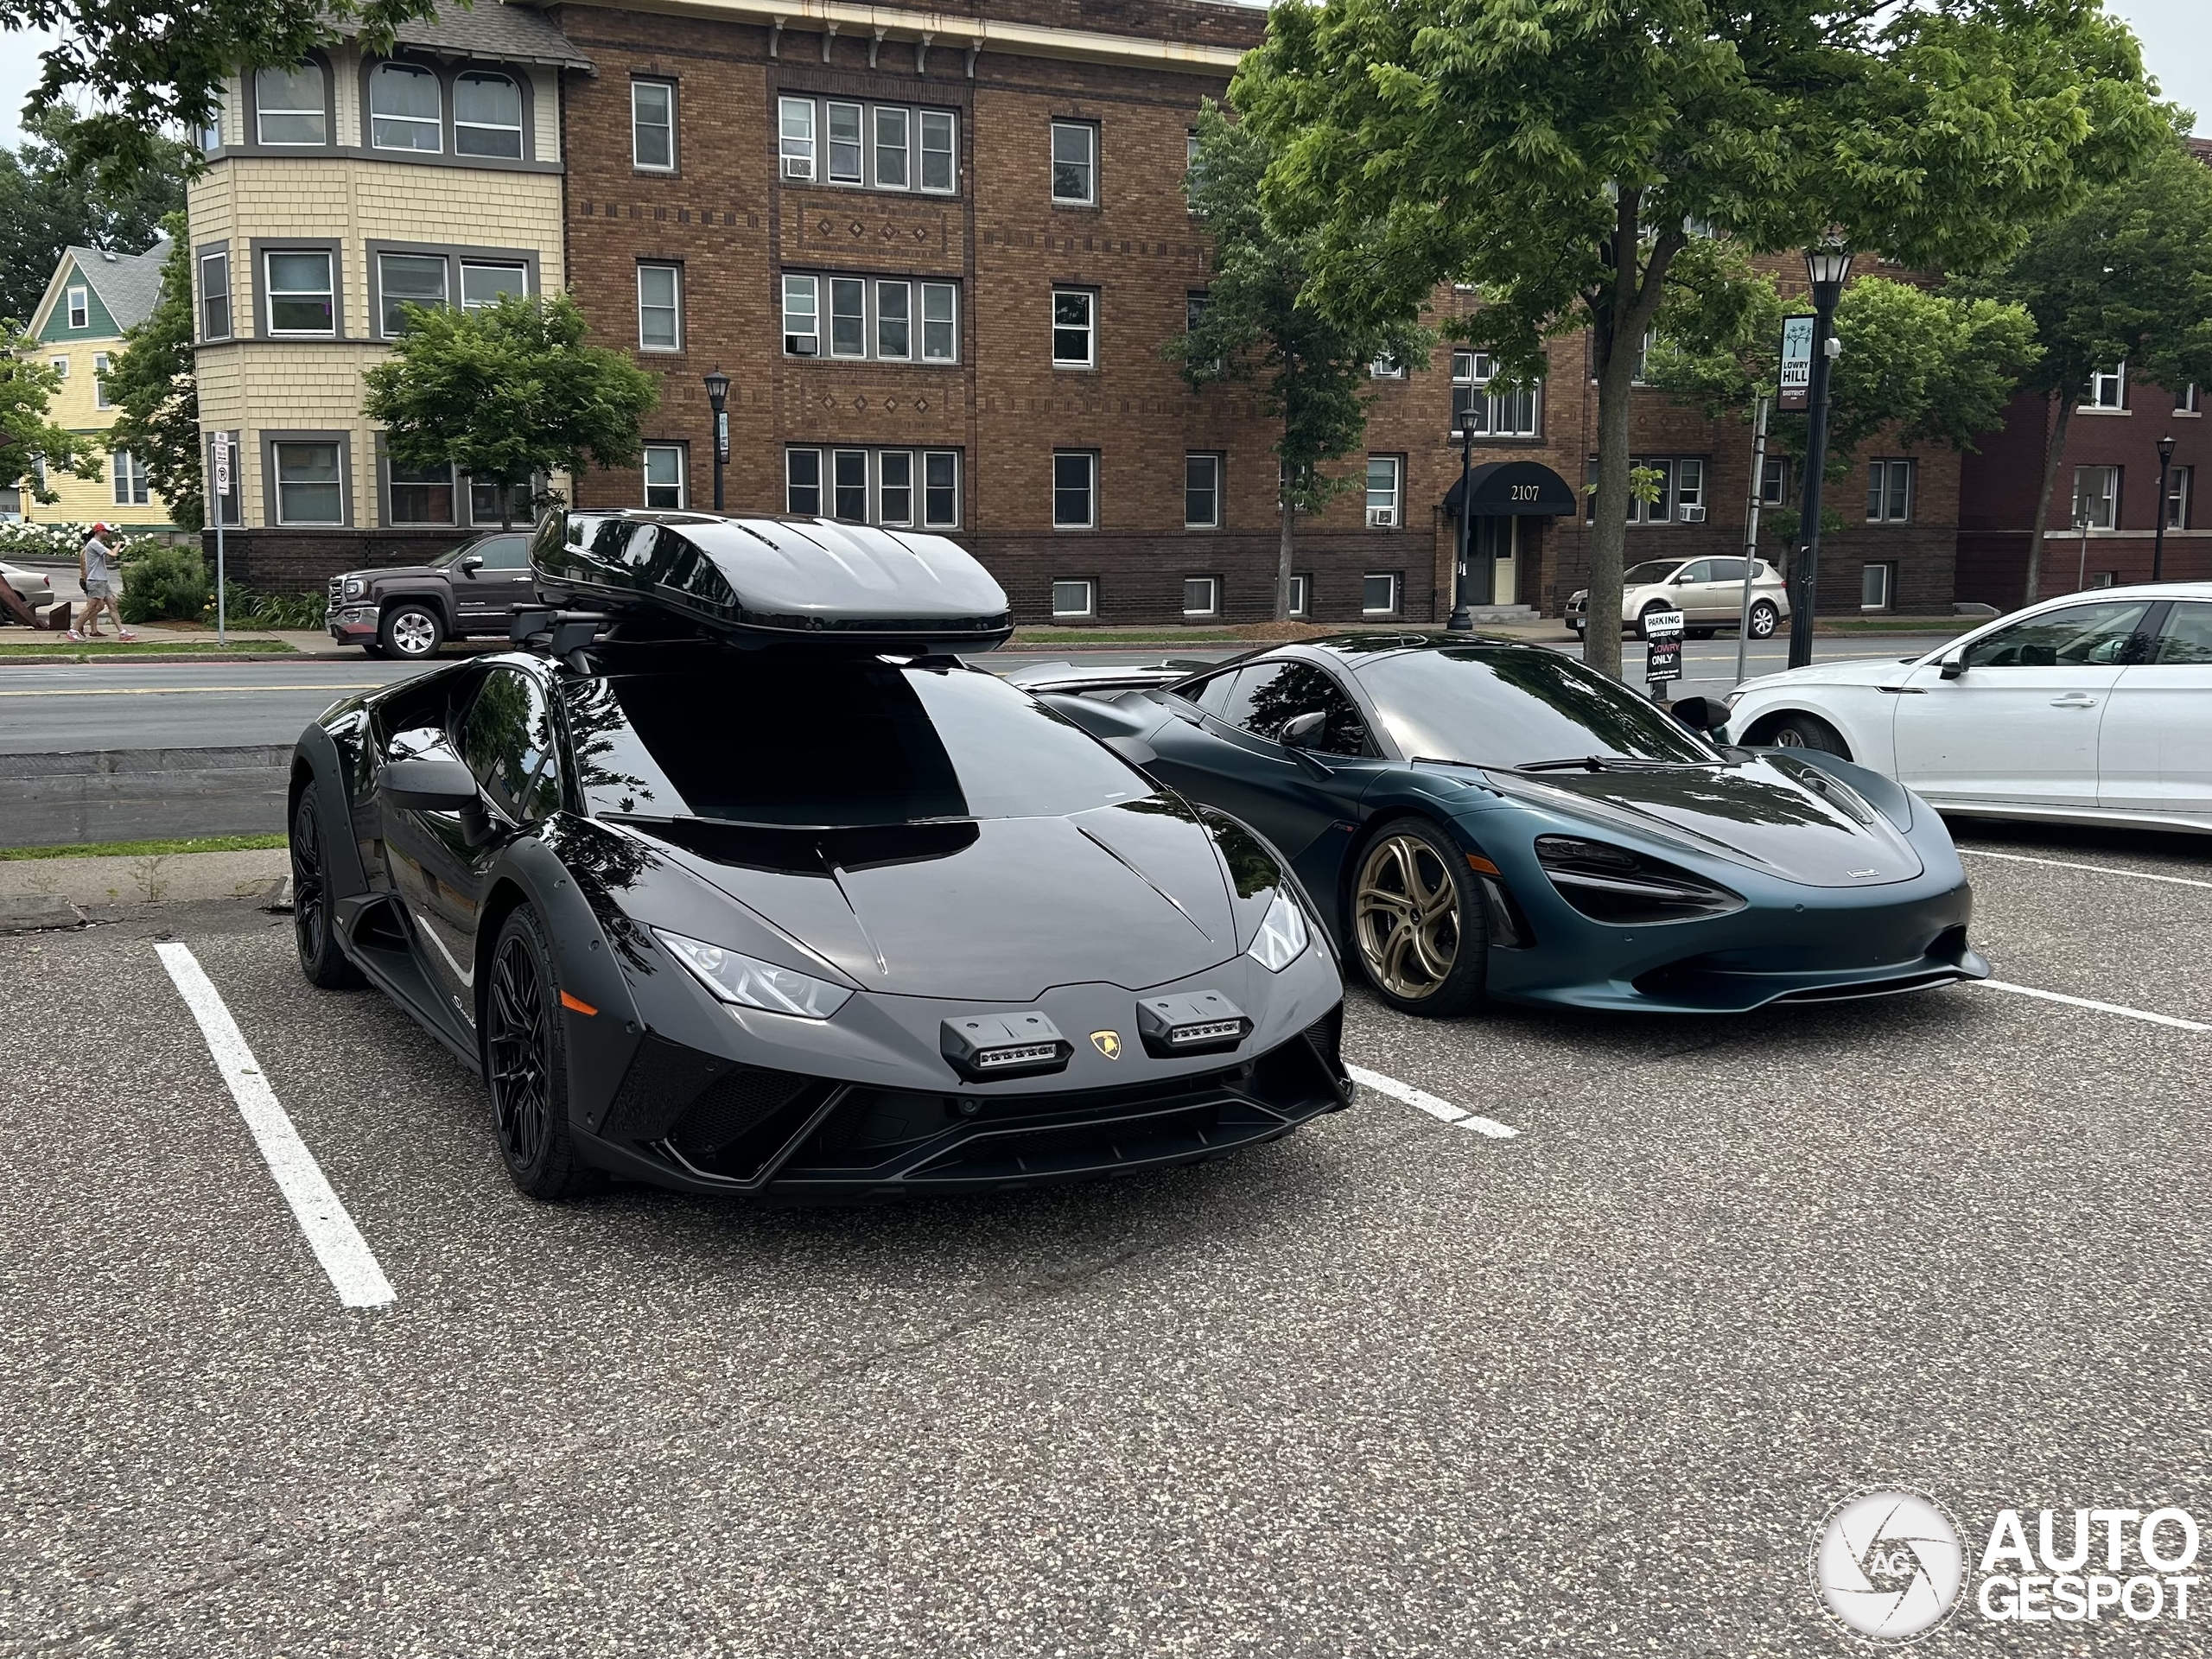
[785,336,817,355]
[782,156,814,181]
[1680,505,1706,522]
[1366,506,1397,527]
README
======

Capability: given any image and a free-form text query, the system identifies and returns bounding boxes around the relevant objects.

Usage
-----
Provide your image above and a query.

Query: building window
[923,450,958,527]
[1185,454,1221,528]
[632,80,675,170]
[274,441,344,524]
[1675,458,1707,521]
[1362,573,1400,616]
[1866,458,1913,523]
[1051,120,1096,204]
[826,449,866,521]
[1588,455,1707,524]
[2072,464,2120,530]
[460,261,526,310]
[1370,353,1405,379]
[1052,289,1095,368]
[1364,456,1402,527]
[783,276,818,354]
[1287,575,1309,618]
[873,105,909,189]
[783,448,957,526]
[48,355,66,378]
[369,62,442,153]
[1182,576,1218,618]
[779,96,956,193]
[785,275,955,363]
[1452,353,1541,438]
[378,251,448,336]
[254,63,327,145]
[921,283,957,361]
[110,449,149,505]
[2085,364,2126,410]
[638,264,682,352]
[454,72,523,158]
[66,285,88,329]
[1758,454,1790,505]
[2179,385,2202,416]
[1861,563,1893,612]
[199,251,232,340]
[642,444,685,509]
[388,461,456,524]
[823,100,862,182]
[92,353,111,410]
[875,279,910,359]
[873,449,912,526]
[2167,466,2191,530]
[471,479,532,525]
[1053,451,1096,529]
[781,449,822,516]
[920,111,956,192]
[779,95,816,177]
[265,251,335,335]
[1052,579,1096,620]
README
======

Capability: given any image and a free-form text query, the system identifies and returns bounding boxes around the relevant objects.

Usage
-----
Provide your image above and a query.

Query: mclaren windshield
[1351,645,1719,769]
[563,656,1153,828]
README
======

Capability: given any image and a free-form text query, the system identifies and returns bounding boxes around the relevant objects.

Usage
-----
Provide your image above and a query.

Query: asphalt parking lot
[4,817,2210,1656]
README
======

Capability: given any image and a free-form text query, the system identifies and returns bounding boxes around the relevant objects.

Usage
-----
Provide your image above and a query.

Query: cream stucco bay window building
[188,1,590,581]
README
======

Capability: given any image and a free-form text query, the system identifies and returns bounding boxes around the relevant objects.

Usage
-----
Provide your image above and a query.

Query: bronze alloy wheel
[1355,831,1464,1001]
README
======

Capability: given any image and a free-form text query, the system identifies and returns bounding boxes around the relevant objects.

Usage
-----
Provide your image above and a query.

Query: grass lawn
[0,834,289,862]
[0,638,296,657]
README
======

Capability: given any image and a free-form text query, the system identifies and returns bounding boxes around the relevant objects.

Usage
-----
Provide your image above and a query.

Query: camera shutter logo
[1813,1489,1966,1642]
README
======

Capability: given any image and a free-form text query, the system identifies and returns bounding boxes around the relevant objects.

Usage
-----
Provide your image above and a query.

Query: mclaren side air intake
[527,508,1015,651]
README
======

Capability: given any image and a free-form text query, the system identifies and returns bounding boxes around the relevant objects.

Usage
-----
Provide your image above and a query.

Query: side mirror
[1668,695,1729,734]
[1280,709,1327,749]
[378,756,481,812]
[1938,653,1966,681]
[459,555,485,575]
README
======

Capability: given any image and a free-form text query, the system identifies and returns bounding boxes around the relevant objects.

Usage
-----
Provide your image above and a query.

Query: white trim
[654,0,1244,74]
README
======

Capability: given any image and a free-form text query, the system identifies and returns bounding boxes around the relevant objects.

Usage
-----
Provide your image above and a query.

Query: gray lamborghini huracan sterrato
[287,512,1349,1200]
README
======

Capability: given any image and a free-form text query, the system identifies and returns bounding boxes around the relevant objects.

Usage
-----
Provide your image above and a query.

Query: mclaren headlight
[655,929,853,1020]
[1533,836,1745,926]
[342,576,367,600]
[1246,889,1310,971]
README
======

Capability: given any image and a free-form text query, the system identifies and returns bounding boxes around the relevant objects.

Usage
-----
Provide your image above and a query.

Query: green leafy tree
[2,330,101,499]
[3,0,437,186]
[1233,0,2161,675]
[363,291,660,529]
[105,212,202,528]
[1647,267,2040,542]
[1966,129,2212,603]
[0,107,191,325]
[1167,100,1432,620]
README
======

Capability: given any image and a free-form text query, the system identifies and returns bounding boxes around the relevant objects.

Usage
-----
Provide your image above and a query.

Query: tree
[0,108,191,325]
[363,291,660,529]
[1967,130,2212,604]
[1232,0,2162,677]
[3,0,436,186]
[1647,264,2040,543]
[2,330,102,499]
[105,212,201,528]
[1167,100,1432,620]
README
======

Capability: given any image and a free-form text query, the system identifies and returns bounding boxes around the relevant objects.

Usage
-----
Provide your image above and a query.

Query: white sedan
[1726,582,2212,834]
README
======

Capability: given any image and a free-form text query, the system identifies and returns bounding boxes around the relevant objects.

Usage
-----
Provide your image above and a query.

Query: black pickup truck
[325,531,534,658]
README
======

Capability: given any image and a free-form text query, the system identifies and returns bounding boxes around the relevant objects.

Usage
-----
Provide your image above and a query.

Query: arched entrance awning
[1441,459,1579,518]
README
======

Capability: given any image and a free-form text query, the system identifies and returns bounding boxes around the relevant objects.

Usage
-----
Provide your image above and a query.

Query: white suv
[1566,556,1790,640]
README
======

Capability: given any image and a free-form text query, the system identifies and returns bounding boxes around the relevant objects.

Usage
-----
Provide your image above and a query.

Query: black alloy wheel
[291,790,364,988]
[1351,817,1489,1018]
[1765,713,1852,758]
[484,905,598,1199]
[378,602,443,659]
[1747,600,1781,639]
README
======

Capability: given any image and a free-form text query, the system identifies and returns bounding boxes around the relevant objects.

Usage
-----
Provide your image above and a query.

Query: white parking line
[1348,1065,1520,1139]
[1961,848,2212,892]
[156,944,397,1308]
[1976,978,2211,1034]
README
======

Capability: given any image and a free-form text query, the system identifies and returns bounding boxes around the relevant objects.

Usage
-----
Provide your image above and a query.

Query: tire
[1349,817,1488,1019]
[1747,600,1780,640]
[483,904,601,1200]
[1764,712,1851,759]
[378,602,443,660]
[291,789,365,989]
[359,642,388,658]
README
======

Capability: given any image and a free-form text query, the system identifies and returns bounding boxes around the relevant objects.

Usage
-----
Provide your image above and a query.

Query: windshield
[562,658,1152,827]
[1623,560,1684,586]
[1353,645,1718,767]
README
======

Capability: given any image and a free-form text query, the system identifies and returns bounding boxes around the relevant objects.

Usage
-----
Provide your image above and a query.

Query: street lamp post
[1448,420,1476,631]
[2152,431,2177,582]
[702,368,731,512]
[1786,242,1853,671]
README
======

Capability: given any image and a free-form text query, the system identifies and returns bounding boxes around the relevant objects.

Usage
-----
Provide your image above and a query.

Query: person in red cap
[69,522,135,641]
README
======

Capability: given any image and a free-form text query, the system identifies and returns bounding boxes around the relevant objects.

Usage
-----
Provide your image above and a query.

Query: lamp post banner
[1778,316,1816,412]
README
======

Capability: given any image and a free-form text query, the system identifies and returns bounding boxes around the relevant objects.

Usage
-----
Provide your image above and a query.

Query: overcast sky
[1,2,2205,154]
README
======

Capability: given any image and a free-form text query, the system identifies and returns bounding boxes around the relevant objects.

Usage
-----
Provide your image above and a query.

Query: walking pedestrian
[68,523,135,642]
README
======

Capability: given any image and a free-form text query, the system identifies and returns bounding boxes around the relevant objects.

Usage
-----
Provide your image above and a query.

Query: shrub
[212,582,327,630]
[120,544,212,622]
[0,520,162,563]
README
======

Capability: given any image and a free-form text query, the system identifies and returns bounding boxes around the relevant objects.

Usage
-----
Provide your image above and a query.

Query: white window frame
[1452,351,1541,439]
[273,440,345,525]
[642,444,686,510]
[1052,289,1096,369]
[779,95,816,179]
[2178,384,2202,416]
[1674,457,1707,521]
[264,249,336,337]
[2072,464,2120,531]
[784,447,961,526]
[825,99,863,183]
[874,279,911,361]
[110,448,149,506]
[920,282,957,362]
[1184,453,1221,529]
[2084,364,2126,411]
[66,285,88,329]
[782,274,819,355]
[1182,576,1218,618]
[454,71,524,159]
[922,449,959,528]
[48,355,67,378]
[368,61,443,155]
[1860,562,1893,612]
[199,251,232,341]
[637,263,682,353]
[1053,451,1096,530]
[92,353,111,410]
[1362,573,1400,617]
[1287,575,1309,618]
[782,97,956,193]
[1365,455,1402,528]
[1369,353,1405,379]
[918,110,957,193]
[876,448,914,527]
[632,79,676,171]
[459,261,528,311]
[377,251,448,338]
[1050,120,1096,205]
[2169,465,2192,531]
[785,448,823,516]
[253,63,327,146]
[830,448,870,522]
[873,105,910,190]
[1866,458,1913,524]
[1051,579,1096,620]
[829,276,867,358]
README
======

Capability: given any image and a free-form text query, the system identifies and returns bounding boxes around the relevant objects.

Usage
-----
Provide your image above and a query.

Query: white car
[1566,556,1790,639]
[1,559,56,618]
[1726,582,2212,834]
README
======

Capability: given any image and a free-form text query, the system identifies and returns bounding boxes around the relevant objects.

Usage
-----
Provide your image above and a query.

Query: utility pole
[1735,395,1770,686]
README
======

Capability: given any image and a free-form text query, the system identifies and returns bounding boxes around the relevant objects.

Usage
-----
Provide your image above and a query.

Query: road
[5,817,2210,1655]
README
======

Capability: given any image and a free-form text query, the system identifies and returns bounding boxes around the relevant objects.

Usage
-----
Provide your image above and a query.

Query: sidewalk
[0,847,289,931]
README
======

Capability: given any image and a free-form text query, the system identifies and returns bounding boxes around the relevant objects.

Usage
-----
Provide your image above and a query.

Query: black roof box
[531,509,1014,651]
